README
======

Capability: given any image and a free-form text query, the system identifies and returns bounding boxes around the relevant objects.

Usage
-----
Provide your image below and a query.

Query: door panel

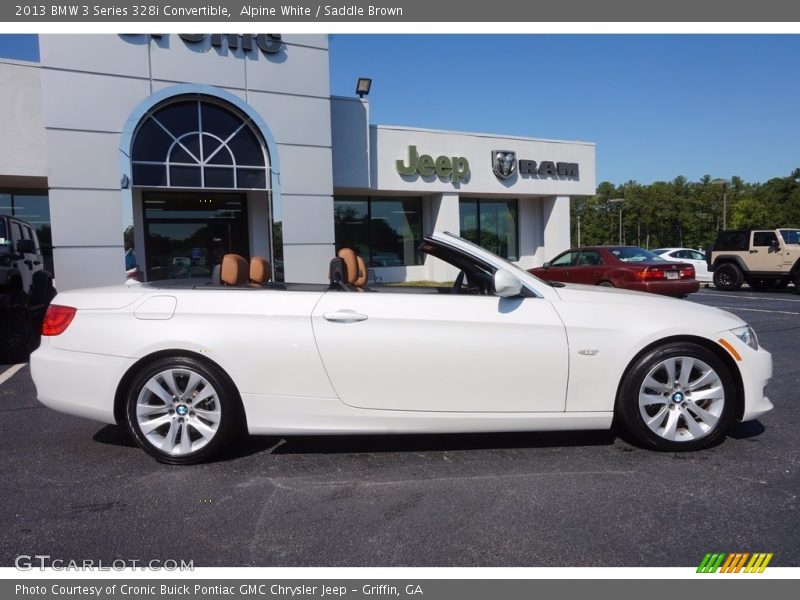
[312,292,569,412]
[749,231,783,271]
[572,251,604,285]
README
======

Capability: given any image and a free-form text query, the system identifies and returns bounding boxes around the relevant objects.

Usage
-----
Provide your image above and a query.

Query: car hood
[551,282,745,330]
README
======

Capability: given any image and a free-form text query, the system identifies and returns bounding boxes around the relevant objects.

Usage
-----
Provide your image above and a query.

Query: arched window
[131,98,269,190]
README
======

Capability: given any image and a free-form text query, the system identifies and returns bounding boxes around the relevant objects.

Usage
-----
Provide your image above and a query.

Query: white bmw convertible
[31,232,773,464]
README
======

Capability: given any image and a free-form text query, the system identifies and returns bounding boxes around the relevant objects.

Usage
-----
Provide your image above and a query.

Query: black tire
[598,281,614,287]
[125,356,244,465]
[617,342,736,452]
[0,304,33,364]
[713,263,744,291]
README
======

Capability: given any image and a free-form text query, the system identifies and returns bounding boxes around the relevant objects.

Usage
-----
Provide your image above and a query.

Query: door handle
[323,310,368,323]
[749,250,758,253]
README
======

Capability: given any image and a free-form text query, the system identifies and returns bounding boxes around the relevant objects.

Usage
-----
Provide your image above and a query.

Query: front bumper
[733,342,773,422]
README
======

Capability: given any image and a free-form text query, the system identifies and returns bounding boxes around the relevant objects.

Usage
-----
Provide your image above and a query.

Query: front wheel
[125,356,243,464]
[617,343,736,451]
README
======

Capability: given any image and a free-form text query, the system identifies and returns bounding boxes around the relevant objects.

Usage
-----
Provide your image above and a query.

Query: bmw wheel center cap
[672,392,685,404]
[176,404,189,416]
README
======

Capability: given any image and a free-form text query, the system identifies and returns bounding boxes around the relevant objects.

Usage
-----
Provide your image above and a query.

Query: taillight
[42,305,77,336]
[636,268,666,280]
[681,265,696,279]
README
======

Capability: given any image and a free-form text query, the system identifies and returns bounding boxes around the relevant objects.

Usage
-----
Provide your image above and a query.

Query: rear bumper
[626,280,700,296]
[30,340,135,425]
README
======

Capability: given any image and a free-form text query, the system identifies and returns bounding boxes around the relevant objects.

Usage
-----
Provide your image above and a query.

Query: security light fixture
[356,78,372,98]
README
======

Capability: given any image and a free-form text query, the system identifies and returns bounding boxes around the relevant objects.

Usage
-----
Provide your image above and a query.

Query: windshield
[440,232,551,290]
[779,229,800,245]
[608,247,665,262]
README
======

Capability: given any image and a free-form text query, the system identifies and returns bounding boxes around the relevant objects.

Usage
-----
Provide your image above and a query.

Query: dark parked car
[528,246,699,297]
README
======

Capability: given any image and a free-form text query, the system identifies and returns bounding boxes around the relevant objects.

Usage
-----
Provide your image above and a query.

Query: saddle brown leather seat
[220,254,249,286]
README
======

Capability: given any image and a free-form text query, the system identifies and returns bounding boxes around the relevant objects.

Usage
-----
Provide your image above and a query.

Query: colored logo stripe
[697,552,773,573]
[745,553,773,573]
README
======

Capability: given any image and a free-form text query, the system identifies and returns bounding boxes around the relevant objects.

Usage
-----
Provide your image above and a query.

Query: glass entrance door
[143,192,249,281]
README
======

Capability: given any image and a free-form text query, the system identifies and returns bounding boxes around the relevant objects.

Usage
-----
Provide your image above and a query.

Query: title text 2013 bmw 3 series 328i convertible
[30,232,773,464]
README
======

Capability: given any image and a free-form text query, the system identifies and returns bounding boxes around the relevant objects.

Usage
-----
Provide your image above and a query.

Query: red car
[528,246,700,297]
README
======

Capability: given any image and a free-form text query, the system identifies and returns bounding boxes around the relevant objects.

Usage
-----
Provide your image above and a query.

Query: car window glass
[689,250,705,260]
[753,232,778,247]
[11,222,23,244]
[577,251,602,266]
[715,231,749,250]
[609,247,664,262]
[779,229,800,244]
[673,250,687,259]
[551,251,578,267]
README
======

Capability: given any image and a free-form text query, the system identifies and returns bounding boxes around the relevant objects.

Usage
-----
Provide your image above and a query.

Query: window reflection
[334,197,423,267]
[0,191,53,274]
[131,98,268,190]
[459,198,519,261]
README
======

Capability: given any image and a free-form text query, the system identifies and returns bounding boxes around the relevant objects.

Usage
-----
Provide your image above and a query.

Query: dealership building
[0,34,596,289]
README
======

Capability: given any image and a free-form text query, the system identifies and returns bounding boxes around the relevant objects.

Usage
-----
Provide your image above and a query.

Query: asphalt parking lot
[1,287,798,568]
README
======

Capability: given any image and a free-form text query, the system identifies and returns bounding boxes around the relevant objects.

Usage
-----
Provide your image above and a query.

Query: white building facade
[0,34,595,289]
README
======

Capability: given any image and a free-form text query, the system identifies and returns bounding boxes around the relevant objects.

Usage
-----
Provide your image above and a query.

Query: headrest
[221,254,248,286]
[353,255,368,287]
[250,256,272,283]
[337,248,359,285]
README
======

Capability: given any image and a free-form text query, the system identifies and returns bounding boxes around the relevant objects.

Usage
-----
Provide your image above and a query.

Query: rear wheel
[598,281,614,287]
[617,342,736,451]
[713,263,744,291]
[125,356,243,464]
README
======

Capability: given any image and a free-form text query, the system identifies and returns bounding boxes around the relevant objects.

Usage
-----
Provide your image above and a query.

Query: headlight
[731,325,759,350]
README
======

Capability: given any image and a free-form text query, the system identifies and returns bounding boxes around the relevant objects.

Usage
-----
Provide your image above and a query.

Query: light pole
[608,198,625,245]
[710,178,731,230]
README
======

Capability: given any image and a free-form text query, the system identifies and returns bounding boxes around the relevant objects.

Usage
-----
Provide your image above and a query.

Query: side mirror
[769,239,780,253]
[542,261,551,268]
[493,269,523,298]
[16,239,35,254]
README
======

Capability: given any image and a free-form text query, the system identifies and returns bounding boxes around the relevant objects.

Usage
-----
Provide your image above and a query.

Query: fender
[711,255,750,273]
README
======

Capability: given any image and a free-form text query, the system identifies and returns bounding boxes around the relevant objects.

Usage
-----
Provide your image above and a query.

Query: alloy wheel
[638,356,725,442]
[135,368,221,455]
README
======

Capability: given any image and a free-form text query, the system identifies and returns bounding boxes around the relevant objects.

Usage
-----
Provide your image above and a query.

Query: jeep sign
[396,146,470,183]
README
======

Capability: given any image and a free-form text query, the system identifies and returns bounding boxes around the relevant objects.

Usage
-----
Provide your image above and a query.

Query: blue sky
[2,34,798,186]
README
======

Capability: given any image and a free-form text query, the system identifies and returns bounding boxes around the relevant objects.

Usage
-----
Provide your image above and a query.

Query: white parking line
[695,292,800,303]
[715,306,800,316]
[0,363,26,386]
